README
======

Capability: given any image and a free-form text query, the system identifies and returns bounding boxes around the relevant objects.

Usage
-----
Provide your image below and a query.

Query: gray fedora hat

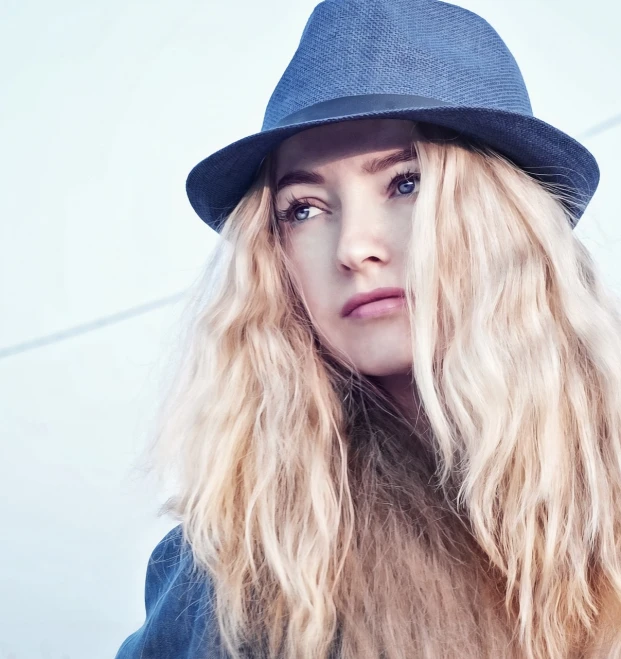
[186,0,599,233]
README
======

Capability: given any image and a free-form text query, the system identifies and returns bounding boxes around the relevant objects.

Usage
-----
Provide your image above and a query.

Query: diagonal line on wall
[0,291,188,360]
[578,111,621,141]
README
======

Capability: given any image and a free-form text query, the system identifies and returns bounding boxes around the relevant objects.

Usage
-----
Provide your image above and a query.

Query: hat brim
[186,105,599,232]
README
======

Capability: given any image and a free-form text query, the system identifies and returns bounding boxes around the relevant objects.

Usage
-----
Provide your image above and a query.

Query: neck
[376,371,431,439]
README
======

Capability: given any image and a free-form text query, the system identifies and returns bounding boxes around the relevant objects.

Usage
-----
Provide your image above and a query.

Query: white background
[1,1,620,657]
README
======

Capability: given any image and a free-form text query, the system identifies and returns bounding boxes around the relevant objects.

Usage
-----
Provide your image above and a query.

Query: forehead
[273,118,420,177]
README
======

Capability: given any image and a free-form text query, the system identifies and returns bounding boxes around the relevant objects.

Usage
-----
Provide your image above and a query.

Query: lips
[341,287,406,317]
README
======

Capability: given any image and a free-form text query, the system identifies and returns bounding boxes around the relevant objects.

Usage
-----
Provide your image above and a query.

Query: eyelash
[274,169,421,224]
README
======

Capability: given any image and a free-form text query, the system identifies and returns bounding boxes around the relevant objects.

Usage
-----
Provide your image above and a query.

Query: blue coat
[115,527,344,658]
[114,525,230,658]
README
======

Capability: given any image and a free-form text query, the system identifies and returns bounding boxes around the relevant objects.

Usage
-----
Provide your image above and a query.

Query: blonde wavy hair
[146,121,621,659]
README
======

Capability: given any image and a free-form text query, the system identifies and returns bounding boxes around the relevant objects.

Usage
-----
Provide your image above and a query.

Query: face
[273,118,420,382]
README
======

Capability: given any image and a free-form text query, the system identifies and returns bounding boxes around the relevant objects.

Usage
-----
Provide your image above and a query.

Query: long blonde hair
[146,122,621,659]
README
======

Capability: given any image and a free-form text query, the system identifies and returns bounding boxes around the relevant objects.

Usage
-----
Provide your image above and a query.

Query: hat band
[273,93,453,128]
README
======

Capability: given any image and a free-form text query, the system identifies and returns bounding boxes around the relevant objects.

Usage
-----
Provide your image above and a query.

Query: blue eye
[292,205,311,222]
[391,170,421,197]
[275,196,319,224]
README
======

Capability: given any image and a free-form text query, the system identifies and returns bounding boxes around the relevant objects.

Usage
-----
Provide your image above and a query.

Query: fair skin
[273,118,426,430]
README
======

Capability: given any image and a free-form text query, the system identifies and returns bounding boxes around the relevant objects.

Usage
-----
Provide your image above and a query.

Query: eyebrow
[274,146,418,195]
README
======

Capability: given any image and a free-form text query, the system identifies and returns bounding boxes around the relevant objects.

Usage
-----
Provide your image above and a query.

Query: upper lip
[341,287,406,317]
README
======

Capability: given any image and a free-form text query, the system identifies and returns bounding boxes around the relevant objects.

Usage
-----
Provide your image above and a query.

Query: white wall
[1,1,619,657]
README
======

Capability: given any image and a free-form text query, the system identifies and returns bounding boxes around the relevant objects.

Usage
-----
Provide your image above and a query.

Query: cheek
[287,242,333,311]
[287,259,338,342]
[297,279,333,327]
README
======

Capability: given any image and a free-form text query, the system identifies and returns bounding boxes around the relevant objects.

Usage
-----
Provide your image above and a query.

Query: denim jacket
[115,527,344,659]
[114,524,230,659]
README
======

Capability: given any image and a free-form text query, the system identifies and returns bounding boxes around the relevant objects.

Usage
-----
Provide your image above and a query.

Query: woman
[115,0,621,657]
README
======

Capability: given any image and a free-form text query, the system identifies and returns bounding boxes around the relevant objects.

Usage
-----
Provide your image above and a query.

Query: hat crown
[262,0,532,130]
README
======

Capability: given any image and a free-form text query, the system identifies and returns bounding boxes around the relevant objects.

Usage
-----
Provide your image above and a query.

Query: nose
[335,195,392,272]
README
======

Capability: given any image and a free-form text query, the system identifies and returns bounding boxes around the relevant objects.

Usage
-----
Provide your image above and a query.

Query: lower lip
[347,296,406,319]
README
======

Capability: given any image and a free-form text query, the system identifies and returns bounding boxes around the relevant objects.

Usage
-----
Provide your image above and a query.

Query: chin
[356,360,413,378]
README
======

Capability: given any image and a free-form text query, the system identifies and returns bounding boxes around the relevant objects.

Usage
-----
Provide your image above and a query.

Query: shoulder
[142,525,194,610]
[115,524,229,659]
